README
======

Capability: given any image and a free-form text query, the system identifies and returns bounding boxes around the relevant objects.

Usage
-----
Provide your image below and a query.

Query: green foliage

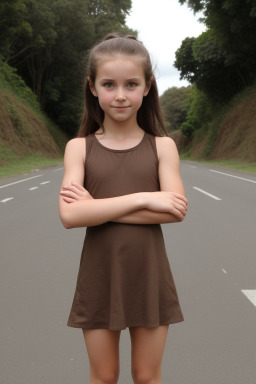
[0,59,68,156]
[180,122,195,137]
[0,0,134,136]
[0,146,63,178]
[0,0,33,59]
[181,86,214,137]
[176,0,256,103]
[0,57,39,111]
[174,37,197,83]
[160,86,191,131]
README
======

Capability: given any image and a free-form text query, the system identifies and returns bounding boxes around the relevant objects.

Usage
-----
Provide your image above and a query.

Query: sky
[126,0,206,95]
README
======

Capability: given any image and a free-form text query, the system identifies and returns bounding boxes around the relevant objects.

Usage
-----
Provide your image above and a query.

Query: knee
[132,368,160,384]
[91,367,119,384]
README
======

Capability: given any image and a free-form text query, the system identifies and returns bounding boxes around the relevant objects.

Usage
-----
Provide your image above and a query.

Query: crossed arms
[58,137,188,228]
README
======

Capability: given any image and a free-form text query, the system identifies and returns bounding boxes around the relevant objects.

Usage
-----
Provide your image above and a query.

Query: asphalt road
[0,162,255,384]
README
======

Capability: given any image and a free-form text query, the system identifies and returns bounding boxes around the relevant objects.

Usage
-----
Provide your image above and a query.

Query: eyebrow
[100,78,142,82]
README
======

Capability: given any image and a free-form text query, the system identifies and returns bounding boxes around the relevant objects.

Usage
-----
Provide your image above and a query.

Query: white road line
[1,197,14,203]
[193,187,222,200]
[40,181,50,185]
[210,170,256,184]
[189,165,197,168]
[29,187,38,191]
[0,174,43,189]
[241,290,256,307]
[222,268,227,274]
[53,167,64,172]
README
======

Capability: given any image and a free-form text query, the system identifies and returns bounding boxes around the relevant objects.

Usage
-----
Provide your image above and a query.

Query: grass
[0,153,63,179]
[180,154,256,173]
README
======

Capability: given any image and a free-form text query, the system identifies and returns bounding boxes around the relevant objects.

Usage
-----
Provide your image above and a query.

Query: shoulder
[155,136,178,160]
[65,137,86,151]
[64,137,86,163]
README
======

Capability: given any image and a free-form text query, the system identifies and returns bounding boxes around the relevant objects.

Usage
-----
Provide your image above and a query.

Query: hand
[145,191,188,221]
[60,182,93,203]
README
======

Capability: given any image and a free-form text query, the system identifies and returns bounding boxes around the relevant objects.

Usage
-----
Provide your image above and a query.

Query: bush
[181,122,195,137]
[0,57,39,111]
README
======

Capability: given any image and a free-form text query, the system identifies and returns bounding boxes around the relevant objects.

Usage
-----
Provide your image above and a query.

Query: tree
[180,85,213,136]
[176,0,256,102]
[3,0,134,135]
[160,86,191,131]
[0,0,33,60]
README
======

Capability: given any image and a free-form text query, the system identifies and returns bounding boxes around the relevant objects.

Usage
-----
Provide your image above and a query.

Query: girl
[59,33,188,384]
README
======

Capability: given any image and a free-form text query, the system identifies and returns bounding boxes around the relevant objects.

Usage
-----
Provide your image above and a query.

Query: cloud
[126,0,205,94]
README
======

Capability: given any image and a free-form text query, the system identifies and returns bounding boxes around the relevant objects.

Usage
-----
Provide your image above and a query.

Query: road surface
[0,162,255,384]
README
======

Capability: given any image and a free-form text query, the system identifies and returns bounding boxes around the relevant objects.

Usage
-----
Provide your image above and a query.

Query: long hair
[77,33,168,137]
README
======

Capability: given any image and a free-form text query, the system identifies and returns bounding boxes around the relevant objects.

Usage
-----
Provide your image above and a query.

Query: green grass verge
[180,155,256,173]
[0,153,63,179]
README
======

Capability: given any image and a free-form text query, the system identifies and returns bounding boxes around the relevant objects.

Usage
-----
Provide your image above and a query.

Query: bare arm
[113,137,187,224]
[59,139,147,228]
[59,139,184,228]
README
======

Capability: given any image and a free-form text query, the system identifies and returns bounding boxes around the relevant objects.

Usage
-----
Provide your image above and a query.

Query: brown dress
[67,132,184,330]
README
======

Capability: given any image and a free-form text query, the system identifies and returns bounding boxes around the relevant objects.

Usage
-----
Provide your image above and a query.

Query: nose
[115,87,126,101]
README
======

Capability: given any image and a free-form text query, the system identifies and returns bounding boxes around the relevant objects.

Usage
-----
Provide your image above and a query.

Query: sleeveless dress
[67,132,184,330]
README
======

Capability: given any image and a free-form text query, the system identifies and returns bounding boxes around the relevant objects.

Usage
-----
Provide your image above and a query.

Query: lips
[112,106,130,109]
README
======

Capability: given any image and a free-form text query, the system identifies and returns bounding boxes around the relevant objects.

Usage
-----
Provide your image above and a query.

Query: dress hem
[67,317,184,331]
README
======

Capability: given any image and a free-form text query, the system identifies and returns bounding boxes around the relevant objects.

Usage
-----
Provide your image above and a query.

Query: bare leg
[129,325,169,384]
[82,328,121,384]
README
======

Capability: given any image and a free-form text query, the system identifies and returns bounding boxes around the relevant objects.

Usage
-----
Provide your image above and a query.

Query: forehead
[95,55,145,79]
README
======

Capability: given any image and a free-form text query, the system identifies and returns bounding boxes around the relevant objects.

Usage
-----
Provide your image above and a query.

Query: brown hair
[77,32,168,137]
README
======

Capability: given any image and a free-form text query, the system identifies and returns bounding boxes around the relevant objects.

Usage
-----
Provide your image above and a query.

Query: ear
[143,77,152,96]
[88,77,97,97]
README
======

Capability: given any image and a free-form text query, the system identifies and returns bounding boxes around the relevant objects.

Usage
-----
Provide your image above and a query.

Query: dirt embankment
[0,89,64,165]
[171,87,256,162]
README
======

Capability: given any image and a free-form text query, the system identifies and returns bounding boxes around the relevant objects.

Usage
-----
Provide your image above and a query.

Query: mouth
[112,106,130,109]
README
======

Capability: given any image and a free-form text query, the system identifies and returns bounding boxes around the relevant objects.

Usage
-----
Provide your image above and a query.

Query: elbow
[60,217,72,229]
[59,212,74,229]
[62,220,72,229]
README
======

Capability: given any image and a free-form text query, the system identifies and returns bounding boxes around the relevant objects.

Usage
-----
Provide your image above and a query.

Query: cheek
[132,91,145,107]
[98,91,112,105]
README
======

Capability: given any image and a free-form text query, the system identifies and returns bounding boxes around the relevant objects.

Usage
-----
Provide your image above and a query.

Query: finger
[174,198,187,210]
[60,190,79,199]
[62,185,78,192]
[169,203,186,219]
[61,185,81,195]
[63,196,76,203]
[175,203,187,216]
[71,181,87,192]
[170,208,184,220]
[174,193,188,204]
[63,184,86,197]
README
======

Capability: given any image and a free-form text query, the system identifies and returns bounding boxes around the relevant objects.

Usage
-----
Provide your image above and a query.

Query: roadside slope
[171,85,256,164]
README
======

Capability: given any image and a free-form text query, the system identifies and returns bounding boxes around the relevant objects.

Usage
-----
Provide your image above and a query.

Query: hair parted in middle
[78,32,168,137]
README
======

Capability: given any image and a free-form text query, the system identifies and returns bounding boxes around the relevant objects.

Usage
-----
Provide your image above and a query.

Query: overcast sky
[126,0,206,95]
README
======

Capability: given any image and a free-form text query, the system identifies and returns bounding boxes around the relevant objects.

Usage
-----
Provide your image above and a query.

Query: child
[59,33,188,384]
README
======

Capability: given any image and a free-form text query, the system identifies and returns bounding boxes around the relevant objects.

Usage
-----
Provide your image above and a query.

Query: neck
[101,116,143,138]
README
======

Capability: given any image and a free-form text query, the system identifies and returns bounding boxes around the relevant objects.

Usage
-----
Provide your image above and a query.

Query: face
[89,55,151,125]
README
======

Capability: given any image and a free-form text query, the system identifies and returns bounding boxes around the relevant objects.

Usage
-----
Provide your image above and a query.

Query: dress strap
[147,134,159,163]
[85,134,94,160]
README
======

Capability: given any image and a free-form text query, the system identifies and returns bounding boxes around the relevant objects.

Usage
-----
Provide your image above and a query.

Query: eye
[103,82,114,88]
[127,82,137,88]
